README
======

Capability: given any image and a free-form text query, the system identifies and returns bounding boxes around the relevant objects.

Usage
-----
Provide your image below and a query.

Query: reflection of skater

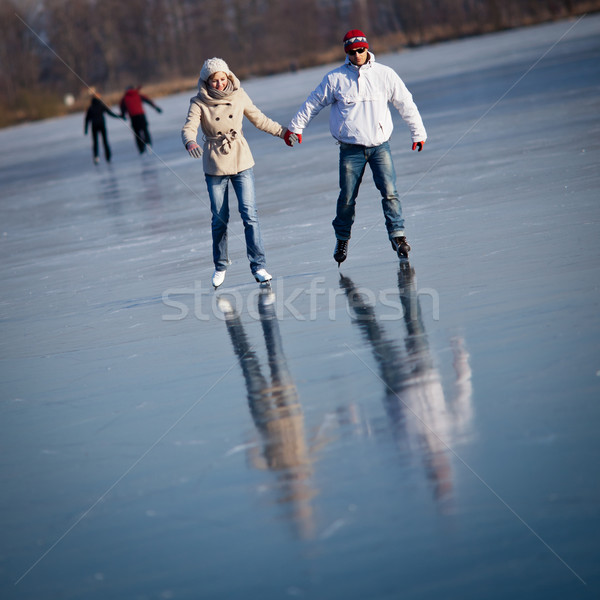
[119,86,162,154]
[340,265,472,503]
[218,290,317,540]
[84,93,121,164]
[286,29,427,264]
[182,58,291,289]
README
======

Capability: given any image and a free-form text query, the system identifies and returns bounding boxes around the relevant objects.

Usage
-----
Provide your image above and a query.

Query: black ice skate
[391,236,411,259]
[334,239,348,266]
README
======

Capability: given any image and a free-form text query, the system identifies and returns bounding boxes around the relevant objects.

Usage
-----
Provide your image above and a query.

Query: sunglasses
[348,47,367,56]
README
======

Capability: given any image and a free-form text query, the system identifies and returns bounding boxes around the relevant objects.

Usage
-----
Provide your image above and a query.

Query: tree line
[0,0,597,126]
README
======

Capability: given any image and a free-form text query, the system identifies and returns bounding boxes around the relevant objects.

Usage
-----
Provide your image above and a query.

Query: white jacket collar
[344,51,376,71]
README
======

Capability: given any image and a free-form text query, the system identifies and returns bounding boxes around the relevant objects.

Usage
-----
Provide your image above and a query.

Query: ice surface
[1,15,600,600]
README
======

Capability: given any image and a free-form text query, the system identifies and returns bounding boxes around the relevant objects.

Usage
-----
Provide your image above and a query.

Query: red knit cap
[343,29,369,52]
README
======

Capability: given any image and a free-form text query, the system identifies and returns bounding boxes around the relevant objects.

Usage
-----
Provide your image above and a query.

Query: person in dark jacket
[119,86,163,154]
[84,94,121,164]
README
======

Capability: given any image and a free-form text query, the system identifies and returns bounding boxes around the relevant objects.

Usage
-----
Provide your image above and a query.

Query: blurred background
[1,0,598,126]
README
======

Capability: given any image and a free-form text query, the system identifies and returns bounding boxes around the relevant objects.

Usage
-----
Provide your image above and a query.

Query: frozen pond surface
[1,15,600,600]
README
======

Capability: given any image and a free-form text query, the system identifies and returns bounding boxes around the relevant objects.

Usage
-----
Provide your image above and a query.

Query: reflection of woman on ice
[181,57,289,288]
[84,94,121,164]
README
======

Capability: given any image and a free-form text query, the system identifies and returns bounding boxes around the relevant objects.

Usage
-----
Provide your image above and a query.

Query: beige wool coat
[181,73,285,176]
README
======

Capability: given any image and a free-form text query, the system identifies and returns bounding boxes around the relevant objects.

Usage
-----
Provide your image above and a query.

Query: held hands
[186,141,202,159]
[412,141,425,152]
[284,129,302,147]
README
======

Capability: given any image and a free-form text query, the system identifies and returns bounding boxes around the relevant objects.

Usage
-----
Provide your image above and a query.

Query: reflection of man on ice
[340,264,473,503]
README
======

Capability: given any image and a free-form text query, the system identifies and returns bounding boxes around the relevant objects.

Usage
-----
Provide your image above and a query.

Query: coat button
[229,115,233,118]
[216,117,220,120]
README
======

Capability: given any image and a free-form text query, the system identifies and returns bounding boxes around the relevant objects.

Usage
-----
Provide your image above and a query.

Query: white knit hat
[199,57,231,82]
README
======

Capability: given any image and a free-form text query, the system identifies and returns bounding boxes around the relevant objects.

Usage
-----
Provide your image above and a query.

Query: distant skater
[119,86,162,154]
[285,29,427,264]
[181,57,291,288]
[84,93,121,164]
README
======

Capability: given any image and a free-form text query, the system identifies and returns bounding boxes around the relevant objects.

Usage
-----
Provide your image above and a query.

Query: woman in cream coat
[182,57,289,288]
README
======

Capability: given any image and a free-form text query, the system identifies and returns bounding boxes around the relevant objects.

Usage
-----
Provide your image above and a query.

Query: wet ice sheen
[1,15,600,600]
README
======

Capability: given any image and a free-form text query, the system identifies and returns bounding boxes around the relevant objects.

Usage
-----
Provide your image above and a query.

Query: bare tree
[0,1,42,103]
[2,0,599,126]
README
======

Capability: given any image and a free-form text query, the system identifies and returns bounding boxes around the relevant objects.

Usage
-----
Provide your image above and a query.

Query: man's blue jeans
[205,168,266,273]
[332,141,405,241]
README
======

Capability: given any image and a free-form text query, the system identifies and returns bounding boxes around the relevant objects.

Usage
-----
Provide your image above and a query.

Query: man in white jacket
[285,29,427,264]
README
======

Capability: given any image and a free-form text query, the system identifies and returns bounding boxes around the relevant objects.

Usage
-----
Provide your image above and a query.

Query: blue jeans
[205,168,266,273]
[332,141,405,241]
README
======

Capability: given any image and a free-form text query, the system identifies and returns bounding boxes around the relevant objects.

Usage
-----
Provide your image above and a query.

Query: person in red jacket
[119,86,163,154]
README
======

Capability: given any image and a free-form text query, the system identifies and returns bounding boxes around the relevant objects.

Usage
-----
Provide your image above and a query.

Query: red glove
[412,141,424,152]
[284,129,302,147]
[186,141,202,159]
